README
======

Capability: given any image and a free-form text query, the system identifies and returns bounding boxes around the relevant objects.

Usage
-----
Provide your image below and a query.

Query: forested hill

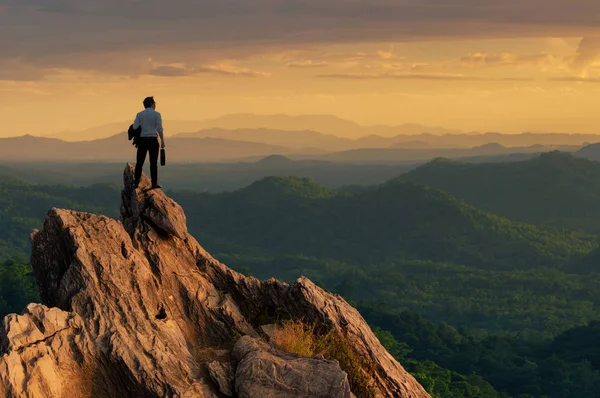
[0,176,120,260]
[172,175,594,271]
[398,151,600,232]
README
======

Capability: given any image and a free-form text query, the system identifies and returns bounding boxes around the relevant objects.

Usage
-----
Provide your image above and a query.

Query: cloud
[2,1,600,64]
[195,65,270,77]
[460,52,555,67]
[317,73,385,79]
[318,72,534,81]
[570,37,600,77]
[148,66,189,77]
[318,72,472,80]
[0,59,50,81]
[2,1,600,80]
[287,60,329,68]
[549,76,600,83]
[147,63,269,78]
[377,49,395,60]
[0,80,50,96]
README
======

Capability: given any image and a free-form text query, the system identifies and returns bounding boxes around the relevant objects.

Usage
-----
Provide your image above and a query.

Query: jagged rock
[0,304,87,398]
[2,304,76,352]
[207,361,235,397]
[121,165,188,239]
[233,335,353,398]
[0,164,431,398]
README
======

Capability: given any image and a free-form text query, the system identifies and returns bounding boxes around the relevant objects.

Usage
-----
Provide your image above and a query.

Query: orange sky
[3,1,600,136]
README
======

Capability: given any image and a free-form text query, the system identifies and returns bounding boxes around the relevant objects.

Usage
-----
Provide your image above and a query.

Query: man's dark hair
[143,96,155,108]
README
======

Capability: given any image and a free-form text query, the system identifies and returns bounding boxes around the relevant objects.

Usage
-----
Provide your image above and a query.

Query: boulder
[233,335,353,398]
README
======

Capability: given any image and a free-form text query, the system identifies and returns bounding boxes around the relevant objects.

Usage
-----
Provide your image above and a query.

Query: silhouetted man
[133,96,165,189]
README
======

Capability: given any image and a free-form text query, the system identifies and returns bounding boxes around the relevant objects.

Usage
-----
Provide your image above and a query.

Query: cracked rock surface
[0,164,431,398]
[233,335,353,398]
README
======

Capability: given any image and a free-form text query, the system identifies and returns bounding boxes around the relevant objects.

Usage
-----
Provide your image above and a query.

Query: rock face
[0,164,431,398]
[207,361,235,397]
[233,336,353,398]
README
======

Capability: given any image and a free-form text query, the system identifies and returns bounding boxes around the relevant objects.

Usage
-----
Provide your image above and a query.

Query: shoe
[152,184,162,189]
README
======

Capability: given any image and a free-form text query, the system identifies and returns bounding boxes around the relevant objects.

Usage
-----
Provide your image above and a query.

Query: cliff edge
[0,164,430,398]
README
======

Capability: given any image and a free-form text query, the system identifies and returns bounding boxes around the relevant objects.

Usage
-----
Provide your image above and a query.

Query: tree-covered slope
[0,176,120,259]
[173,175,594,271]
[399,152,600,232]
[365,305,600,398]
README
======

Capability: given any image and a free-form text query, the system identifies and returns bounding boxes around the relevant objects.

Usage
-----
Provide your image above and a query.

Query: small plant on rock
[272,320,378,398]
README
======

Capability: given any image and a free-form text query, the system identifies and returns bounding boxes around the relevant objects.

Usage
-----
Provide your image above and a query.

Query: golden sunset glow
[3,2,600,136]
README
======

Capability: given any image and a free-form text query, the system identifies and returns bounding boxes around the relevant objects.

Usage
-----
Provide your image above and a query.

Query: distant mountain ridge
[576,142,600,160]
[296,143,580,164]
[175,127,349,151]
[0,134,298,162]
[49,120,210,141]
[399,151,600,232]
[40,114,600,154]
[0,133,584,165]
[177,127,596,153]
[44,114,465,141]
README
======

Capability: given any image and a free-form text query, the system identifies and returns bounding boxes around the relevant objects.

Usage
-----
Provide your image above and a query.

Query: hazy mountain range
[296,143,580,164]
[0,133,583,165]
[45,114,467,141]
[0,134,299,162]
[178,127,600,151]
[186,114,466,138]
[42,114,600,151]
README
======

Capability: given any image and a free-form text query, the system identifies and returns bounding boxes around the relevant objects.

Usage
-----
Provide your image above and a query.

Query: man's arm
[157,113,165,148]
[133,113,140,129]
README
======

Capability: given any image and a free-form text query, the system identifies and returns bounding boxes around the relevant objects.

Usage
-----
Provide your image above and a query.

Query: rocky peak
[0,164,430,398]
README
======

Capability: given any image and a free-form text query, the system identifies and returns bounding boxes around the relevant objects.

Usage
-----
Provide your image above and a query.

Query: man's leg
[134,139,149,186]
[148,138,160,187]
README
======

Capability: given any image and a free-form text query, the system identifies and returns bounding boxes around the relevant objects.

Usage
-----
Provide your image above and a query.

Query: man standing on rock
[132,96,166,189]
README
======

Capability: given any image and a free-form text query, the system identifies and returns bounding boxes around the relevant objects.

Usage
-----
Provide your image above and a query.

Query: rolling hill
[398,151,600,232]
[576,142,600,161]
[173,176,593,270]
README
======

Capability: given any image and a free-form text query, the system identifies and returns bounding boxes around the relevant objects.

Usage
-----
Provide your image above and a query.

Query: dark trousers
[135,137,159,185]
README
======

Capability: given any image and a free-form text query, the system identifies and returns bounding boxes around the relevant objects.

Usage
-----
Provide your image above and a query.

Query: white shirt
[133,108,164,138]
